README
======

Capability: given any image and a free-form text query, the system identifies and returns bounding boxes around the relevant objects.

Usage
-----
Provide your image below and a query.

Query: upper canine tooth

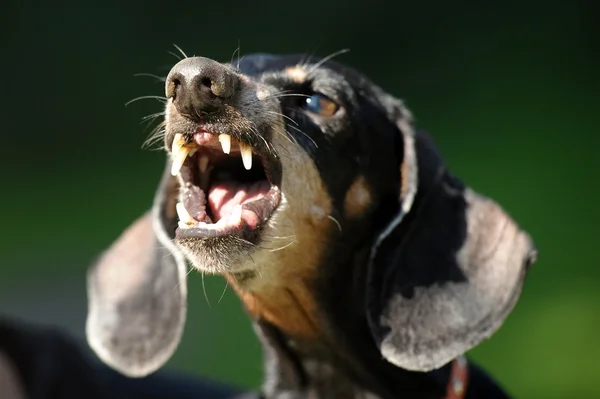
[239,142,252,170]
[171,133,193,176]
[218,134,231,154]
[171,147,192,176]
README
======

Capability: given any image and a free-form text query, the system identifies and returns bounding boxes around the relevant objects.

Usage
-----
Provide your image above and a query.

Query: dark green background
[1,1,598,398]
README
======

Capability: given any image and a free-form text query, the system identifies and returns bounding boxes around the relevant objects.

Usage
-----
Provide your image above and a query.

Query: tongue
[208,181,271,227]
[182,184,208,222]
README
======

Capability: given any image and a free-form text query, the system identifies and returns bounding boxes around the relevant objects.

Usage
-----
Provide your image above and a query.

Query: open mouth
[170,131,282,239]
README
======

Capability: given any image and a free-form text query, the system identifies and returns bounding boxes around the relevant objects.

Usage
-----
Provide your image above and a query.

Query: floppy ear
[366,119,537,372]
[86,161,187,377]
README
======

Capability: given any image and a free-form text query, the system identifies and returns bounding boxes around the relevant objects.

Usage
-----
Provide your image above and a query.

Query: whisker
[230,41,241,69]
[169,51,182,60]
[307,48,350,76]
[328,215,343,232]
[133,73,166,82]
[299,46,320,69]
[287,125,318,149]
[272,125,299,148]
[141,111,165,122]
[248,125,275,154]
[266,110,299,127]
[142,135,165,151]
[262,234,296,240]
[237,40,242,70]
[173,43,188,59]
[267,239,297,252]
[233,236,257,248]
[229,272,240,285]
[139,116,165,144]
[185,265,195,277]
[270,93,311,101]
[125,95,167,107]
[173,264,193,292]
[201,271,211,308]
[218,278,230,304]
[255,262,263,280]
[142,121,167,150]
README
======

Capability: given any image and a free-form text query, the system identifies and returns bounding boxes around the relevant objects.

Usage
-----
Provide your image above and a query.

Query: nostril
[198,77,218,99]
[173,78,181,89]
[200,77,212,89]
[166,77,181,100]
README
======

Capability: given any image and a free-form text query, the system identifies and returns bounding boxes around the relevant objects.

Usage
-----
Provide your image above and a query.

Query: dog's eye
[303,94,338,117]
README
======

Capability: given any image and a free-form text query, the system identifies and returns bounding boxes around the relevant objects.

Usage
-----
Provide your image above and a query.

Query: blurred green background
[1,1,598,398]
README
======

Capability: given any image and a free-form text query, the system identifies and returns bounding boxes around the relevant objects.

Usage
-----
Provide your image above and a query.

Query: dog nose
[165,57,239,120]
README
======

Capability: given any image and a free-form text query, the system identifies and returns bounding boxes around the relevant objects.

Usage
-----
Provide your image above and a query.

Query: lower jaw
[175,220,260,240]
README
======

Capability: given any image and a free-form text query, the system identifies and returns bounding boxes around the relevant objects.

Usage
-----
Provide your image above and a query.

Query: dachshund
[0,53,537,399]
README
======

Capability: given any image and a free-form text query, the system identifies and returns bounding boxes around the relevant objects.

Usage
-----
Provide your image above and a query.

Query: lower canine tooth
[178,221,191,229]
[218,134,231,154]
[239,143,252,170]
[176,202,197,225]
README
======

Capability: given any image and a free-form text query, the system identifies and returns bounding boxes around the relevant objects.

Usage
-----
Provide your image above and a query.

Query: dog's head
[86,53,537,379]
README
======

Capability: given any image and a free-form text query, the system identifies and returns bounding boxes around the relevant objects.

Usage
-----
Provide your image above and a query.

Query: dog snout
[165,57,239,120]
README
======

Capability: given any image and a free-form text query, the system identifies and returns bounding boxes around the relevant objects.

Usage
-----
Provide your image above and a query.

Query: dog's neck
[224,194,451,398]
[242,248,448,399]
[254,320,371,398]
[252,303,447,399]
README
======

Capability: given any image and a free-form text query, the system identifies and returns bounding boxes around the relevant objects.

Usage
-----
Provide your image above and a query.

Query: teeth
[205,218,228,230]
[218,134,231,154]
[176,202,197,225]
[198,155,210,191]
[239,142,253,170]
[199,155,209,173]
[171,133,194,176]
[177,204,245,231]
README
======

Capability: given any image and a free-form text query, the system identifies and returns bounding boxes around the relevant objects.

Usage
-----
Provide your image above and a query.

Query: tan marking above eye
[256,89,270,100]
[344,175,372,218]
[284,66,307,83]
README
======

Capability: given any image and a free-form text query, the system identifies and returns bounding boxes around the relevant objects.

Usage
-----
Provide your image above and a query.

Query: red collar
[444,356,469,399]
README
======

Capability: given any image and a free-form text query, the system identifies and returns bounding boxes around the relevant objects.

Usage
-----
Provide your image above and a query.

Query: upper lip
[169,127,282,239]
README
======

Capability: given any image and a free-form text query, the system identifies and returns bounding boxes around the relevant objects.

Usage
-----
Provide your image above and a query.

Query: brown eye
[304,93,339,116]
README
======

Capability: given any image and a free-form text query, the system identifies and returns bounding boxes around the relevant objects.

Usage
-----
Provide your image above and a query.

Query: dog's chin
[173,194,282,275]
[175,235,262,274]
[173,228,282,276]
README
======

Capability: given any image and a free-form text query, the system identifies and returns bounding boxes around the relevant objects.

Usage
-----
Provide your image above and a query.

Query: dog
[83,53,537,398]
[0,53,537,399]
